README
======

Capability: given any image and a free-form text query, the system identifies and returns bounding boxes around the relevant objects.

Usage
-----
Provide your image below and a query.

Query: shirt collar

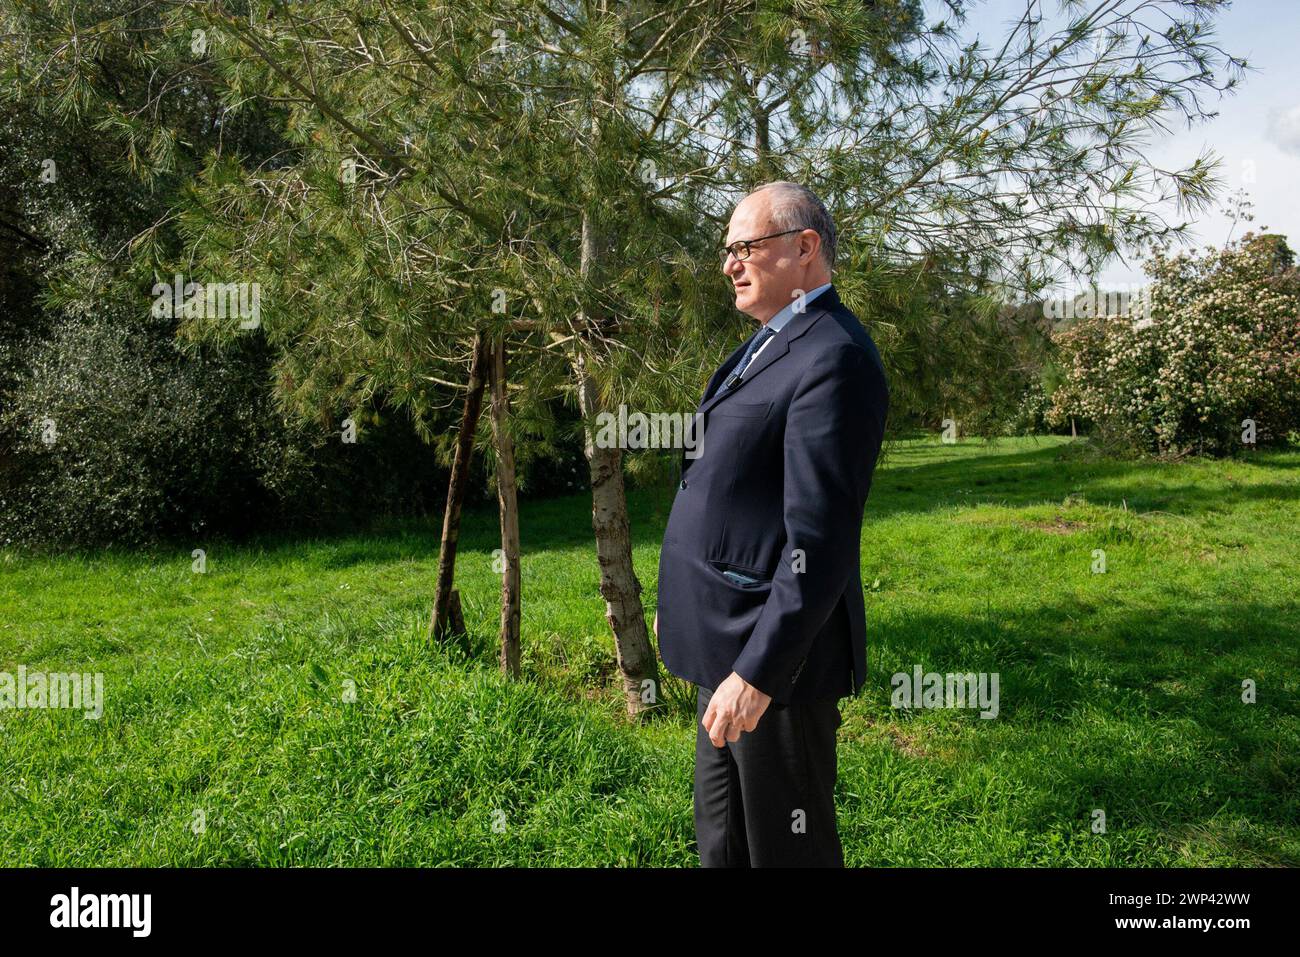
[764,281,833,334]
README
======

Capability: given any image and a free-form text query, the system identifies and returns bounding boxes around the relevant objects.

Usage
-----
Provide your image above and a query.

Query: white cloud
[1265,104,1300,157]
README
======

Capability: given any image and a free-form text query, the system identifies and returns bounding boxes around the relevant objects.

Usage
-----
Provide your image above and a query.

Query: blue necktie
[720,327,774,393]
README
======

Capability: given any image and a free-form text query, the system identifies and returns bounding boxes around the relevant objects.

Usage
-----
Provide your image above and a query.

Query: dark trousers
[693,685,844,867]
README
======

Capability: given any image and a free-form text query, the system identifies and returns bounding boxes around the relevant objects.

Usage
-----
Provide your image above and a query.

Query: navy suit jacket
[656,284,889,704]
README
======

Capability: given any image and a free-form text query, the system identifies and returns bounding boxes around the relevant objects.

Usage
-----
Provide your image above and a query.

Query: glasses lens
[719,242,752,264]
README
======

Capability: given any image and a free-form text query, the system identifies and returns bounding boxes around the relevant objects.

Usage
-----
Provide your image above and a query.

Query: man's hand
[702,671,772,747]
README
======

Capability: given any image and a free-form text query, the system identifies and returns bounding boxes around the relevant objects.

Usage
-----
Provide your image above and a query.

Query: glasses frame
[719,228,808,265]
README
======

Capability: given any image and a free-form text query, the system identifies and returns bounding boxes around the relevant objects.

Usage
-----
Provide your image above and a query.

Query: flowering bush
[1048,233,1300,456]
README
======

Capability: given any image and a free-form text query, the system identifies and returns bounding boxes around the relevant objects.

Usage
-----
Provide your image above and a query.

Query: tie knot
[749,326,774,354]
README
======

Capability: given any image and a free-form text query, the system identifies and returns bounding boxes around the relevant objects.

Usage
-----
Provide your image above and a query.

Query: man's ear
[799,229,821,264]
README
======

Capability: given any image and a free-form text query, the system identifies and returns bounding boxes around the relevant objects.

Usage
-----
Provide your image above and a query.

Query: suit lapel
[697,285,839,417]
[703,331,758,403]
[682,335,746,477]
[680,285,841,477]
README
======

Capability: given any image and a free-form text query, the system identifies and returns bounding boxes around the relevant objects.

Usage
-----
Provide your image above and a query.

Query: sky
[942,0,1300,291]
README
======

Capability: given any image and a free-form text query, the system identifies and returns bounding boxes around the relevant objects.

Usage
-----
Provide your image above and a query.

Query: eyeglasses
[719,228,807,266]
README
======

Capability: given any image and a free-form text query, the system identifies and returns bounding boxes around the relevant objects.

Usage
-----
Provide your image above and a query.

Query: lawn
[1,435,1297,866]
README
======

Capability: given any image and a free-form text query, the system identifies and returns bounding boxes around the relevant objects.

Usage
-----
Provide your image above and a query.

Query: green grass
[1,435,1297,866]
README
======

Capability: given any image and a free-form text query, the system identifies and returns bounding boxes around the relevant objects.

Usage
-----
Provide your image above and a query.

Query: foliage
[0,309,448,548]
[0,0,1252,541]
[1049,232,1300,456]
[3,0,1248,434]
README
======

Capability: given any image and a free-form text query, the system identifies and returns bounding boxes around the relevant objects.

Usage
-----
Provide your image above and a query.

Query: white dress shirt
[743,281,833,372]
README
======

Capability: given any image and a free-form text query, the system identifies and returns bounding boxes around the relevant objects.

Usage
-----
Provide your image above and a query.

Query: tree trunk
[428,332,489,645]
[574,354,659,717]
[488,336,522,678]
[572,13,659,718]
[575,209,659,719]
[754,100,772,176]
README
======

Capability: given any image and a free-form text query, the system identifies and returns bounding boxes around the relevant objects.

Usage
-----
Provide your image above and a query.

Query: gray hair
[750,180,836,271]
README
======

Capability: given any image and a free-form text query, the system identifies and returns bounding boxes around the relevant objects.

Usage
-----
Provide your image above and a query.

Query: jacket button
[679,479,688,489]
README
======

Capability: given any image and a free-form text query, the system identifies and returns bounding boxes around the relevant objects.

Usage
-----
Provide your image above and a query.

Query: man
[653,181,889,867]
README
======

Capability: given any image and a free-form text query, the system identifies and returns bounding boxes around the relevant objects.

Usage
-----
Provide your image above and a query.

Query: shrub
[1048,233,1300,456]
[0,312,447,548]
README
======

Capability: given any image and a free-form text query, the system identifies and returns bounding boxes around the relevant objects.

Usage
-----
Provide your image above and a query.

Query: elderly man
[654,181,889,867]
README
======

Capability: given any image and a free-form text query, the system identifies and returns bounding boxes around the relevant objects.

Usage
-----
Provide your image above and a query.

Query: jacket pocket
[710,400,771,419]
[707,558,772,590]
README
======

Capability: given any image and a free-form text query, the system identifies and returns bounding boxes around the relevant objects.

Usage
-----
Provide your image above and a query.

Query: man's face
[722,192,810,322]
